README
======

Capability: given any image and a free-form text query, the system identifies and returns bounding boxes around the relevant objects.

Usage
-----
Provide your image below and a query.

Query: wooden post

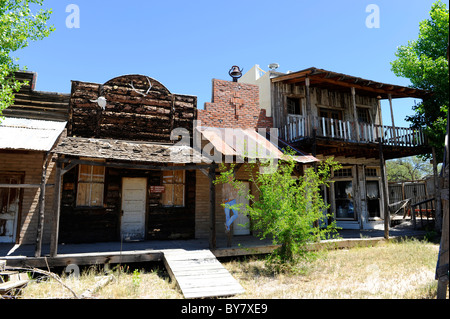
[378,138,390,239]
[351,87,360,142]
[34,152,51,257]
[432,147,442,233]
[305,76,312,136]
[436,181,449,298]
[377,98,383,127]
[50,160,62,257]
[388,94,397,145]
[209,163,217,250]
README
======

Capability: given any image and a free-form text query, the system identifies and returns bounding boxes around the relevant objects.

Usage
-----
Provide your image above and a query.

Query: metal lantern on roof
[229,66,243,82]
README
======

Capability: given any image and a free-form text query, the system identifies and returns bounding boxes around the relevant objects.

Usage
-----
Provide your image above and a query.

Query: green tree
[1,0,54,118]
[215,153,340,272]
[386,156,434,182]
[390,0,449,162]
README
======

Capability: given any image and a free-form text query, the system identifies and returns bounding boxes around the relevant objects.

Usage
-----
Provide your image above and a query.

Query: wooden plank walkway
[162,249,244,299]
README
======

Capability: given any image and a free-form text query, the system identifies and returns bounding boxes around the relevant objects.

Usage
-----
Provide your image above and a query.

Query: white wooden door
[121,178,147,241]
[233,182,250,235]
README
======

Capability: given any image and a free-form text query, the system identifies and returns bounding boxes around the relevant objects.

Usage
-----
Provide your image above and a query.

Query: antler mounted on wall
[129,76,152,97]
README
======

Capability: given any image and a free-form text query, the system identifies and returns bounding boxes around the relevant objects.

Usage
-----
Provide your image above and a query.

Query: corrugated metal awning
[197,127,318,163]
[0,117,67,151]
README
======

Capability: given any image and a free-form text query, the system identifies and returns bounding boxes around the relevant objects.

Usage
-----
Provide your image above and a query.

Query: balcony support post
[351,87,360,142]
[305,76,312,137]
[388,94,397,146]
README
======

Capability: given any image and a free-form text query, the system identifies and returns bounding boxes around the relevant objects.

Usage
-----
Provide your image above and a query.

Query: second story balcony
[269,67,432,160]
[279,114,430,160]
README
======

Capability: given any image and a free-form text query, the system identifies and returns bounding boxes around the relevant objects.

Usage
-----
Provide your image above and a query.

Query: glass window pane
[335,181,355,219]
[366,181,379,200]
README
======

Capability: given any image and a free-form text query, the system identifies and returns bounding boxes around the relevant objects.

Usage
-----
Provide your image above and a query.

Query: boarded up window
[76,162,105,207]
[161,165,185,207]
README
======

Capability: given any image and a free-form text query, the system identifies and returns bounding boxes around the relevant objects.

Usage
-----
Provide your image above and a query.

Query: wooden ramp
[162,249,244,299]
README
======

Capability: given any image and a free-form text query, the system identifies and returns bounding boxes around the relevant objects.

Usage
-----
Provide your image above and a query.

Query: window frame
[161,165,185,207]
[365,167,382,219]
[332,166,356,221]
[76,159,106,208]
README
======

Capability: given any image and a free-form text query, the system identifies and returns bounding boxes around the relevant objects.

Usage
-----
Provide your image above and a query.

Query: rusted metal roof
[53,137,208,164]
[197,127,318,163]
[0,117,67,151]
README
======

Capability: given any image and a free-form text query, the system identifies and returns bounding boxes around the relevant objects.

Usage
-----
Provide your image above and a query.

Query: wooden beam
[50,160,62,257]
[305,76,312,135]
[432,147,442,233]
[351,87,360,142]
[0,184,54,189]
[209,164,217,250]
[56,158,213,172]
[35,152,52,258]
[275,74,427,98]
[388,94,397,146]
[378,139,390,240]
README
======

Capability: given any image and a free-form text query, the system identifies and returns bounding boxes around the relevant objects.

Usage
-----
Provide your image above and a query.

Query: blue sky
[13,0,449,127]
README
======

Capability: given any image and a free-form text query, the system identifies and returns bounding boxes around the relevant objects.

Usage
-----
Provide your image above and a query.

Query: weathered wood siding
[59,164,196,244]
[195,164,258,240]
[271,82,380,129]
[0,151,57,245]
[3,71,69,122]
[69,75,196,142]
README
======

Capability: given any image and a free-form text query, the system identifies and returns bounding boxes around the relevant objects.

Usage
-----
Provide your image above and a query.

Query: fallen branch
[7,266,79,299]
[81,275,115,299]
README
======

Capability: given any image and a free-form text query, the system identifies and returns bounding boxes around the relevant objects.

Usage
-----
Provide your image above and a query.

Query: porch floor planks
[162,249,244,299]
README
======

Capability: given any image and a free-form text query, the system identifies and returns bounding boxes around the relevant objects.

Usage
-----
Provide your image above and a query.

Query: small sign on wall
[150,186,165,193]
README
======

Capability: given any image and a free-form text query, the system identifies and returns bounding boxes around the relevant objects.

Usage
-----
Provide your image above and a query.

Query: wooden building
[0,71,69,250]
[240,66,432,232]
[197,78,318,246]
[47,74,219,255]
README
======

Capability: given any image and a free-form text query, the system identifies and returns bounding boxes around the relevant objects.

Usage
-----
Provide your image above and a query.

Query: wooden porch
[1,222,427,269]
[0,223,428,298]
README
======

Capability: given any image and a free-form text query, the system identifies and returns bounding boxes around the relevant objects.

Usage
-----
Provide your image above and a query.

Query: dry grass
[224,238,441,299]
[21,264,183,299]
[18,238,442,299]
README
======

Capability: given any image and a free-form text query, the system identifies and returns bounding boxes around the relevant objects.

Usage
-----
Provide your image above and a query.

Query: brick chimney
[198,78,273,130]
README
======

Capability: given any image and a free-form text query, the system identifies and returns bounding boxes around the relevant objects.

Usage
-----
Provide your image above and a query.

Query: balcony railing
[280,115,427,147]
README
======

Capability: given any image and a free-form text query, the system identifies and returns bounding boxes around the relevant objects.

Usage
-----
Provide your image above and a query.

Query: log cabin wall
[68,75,196,142]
